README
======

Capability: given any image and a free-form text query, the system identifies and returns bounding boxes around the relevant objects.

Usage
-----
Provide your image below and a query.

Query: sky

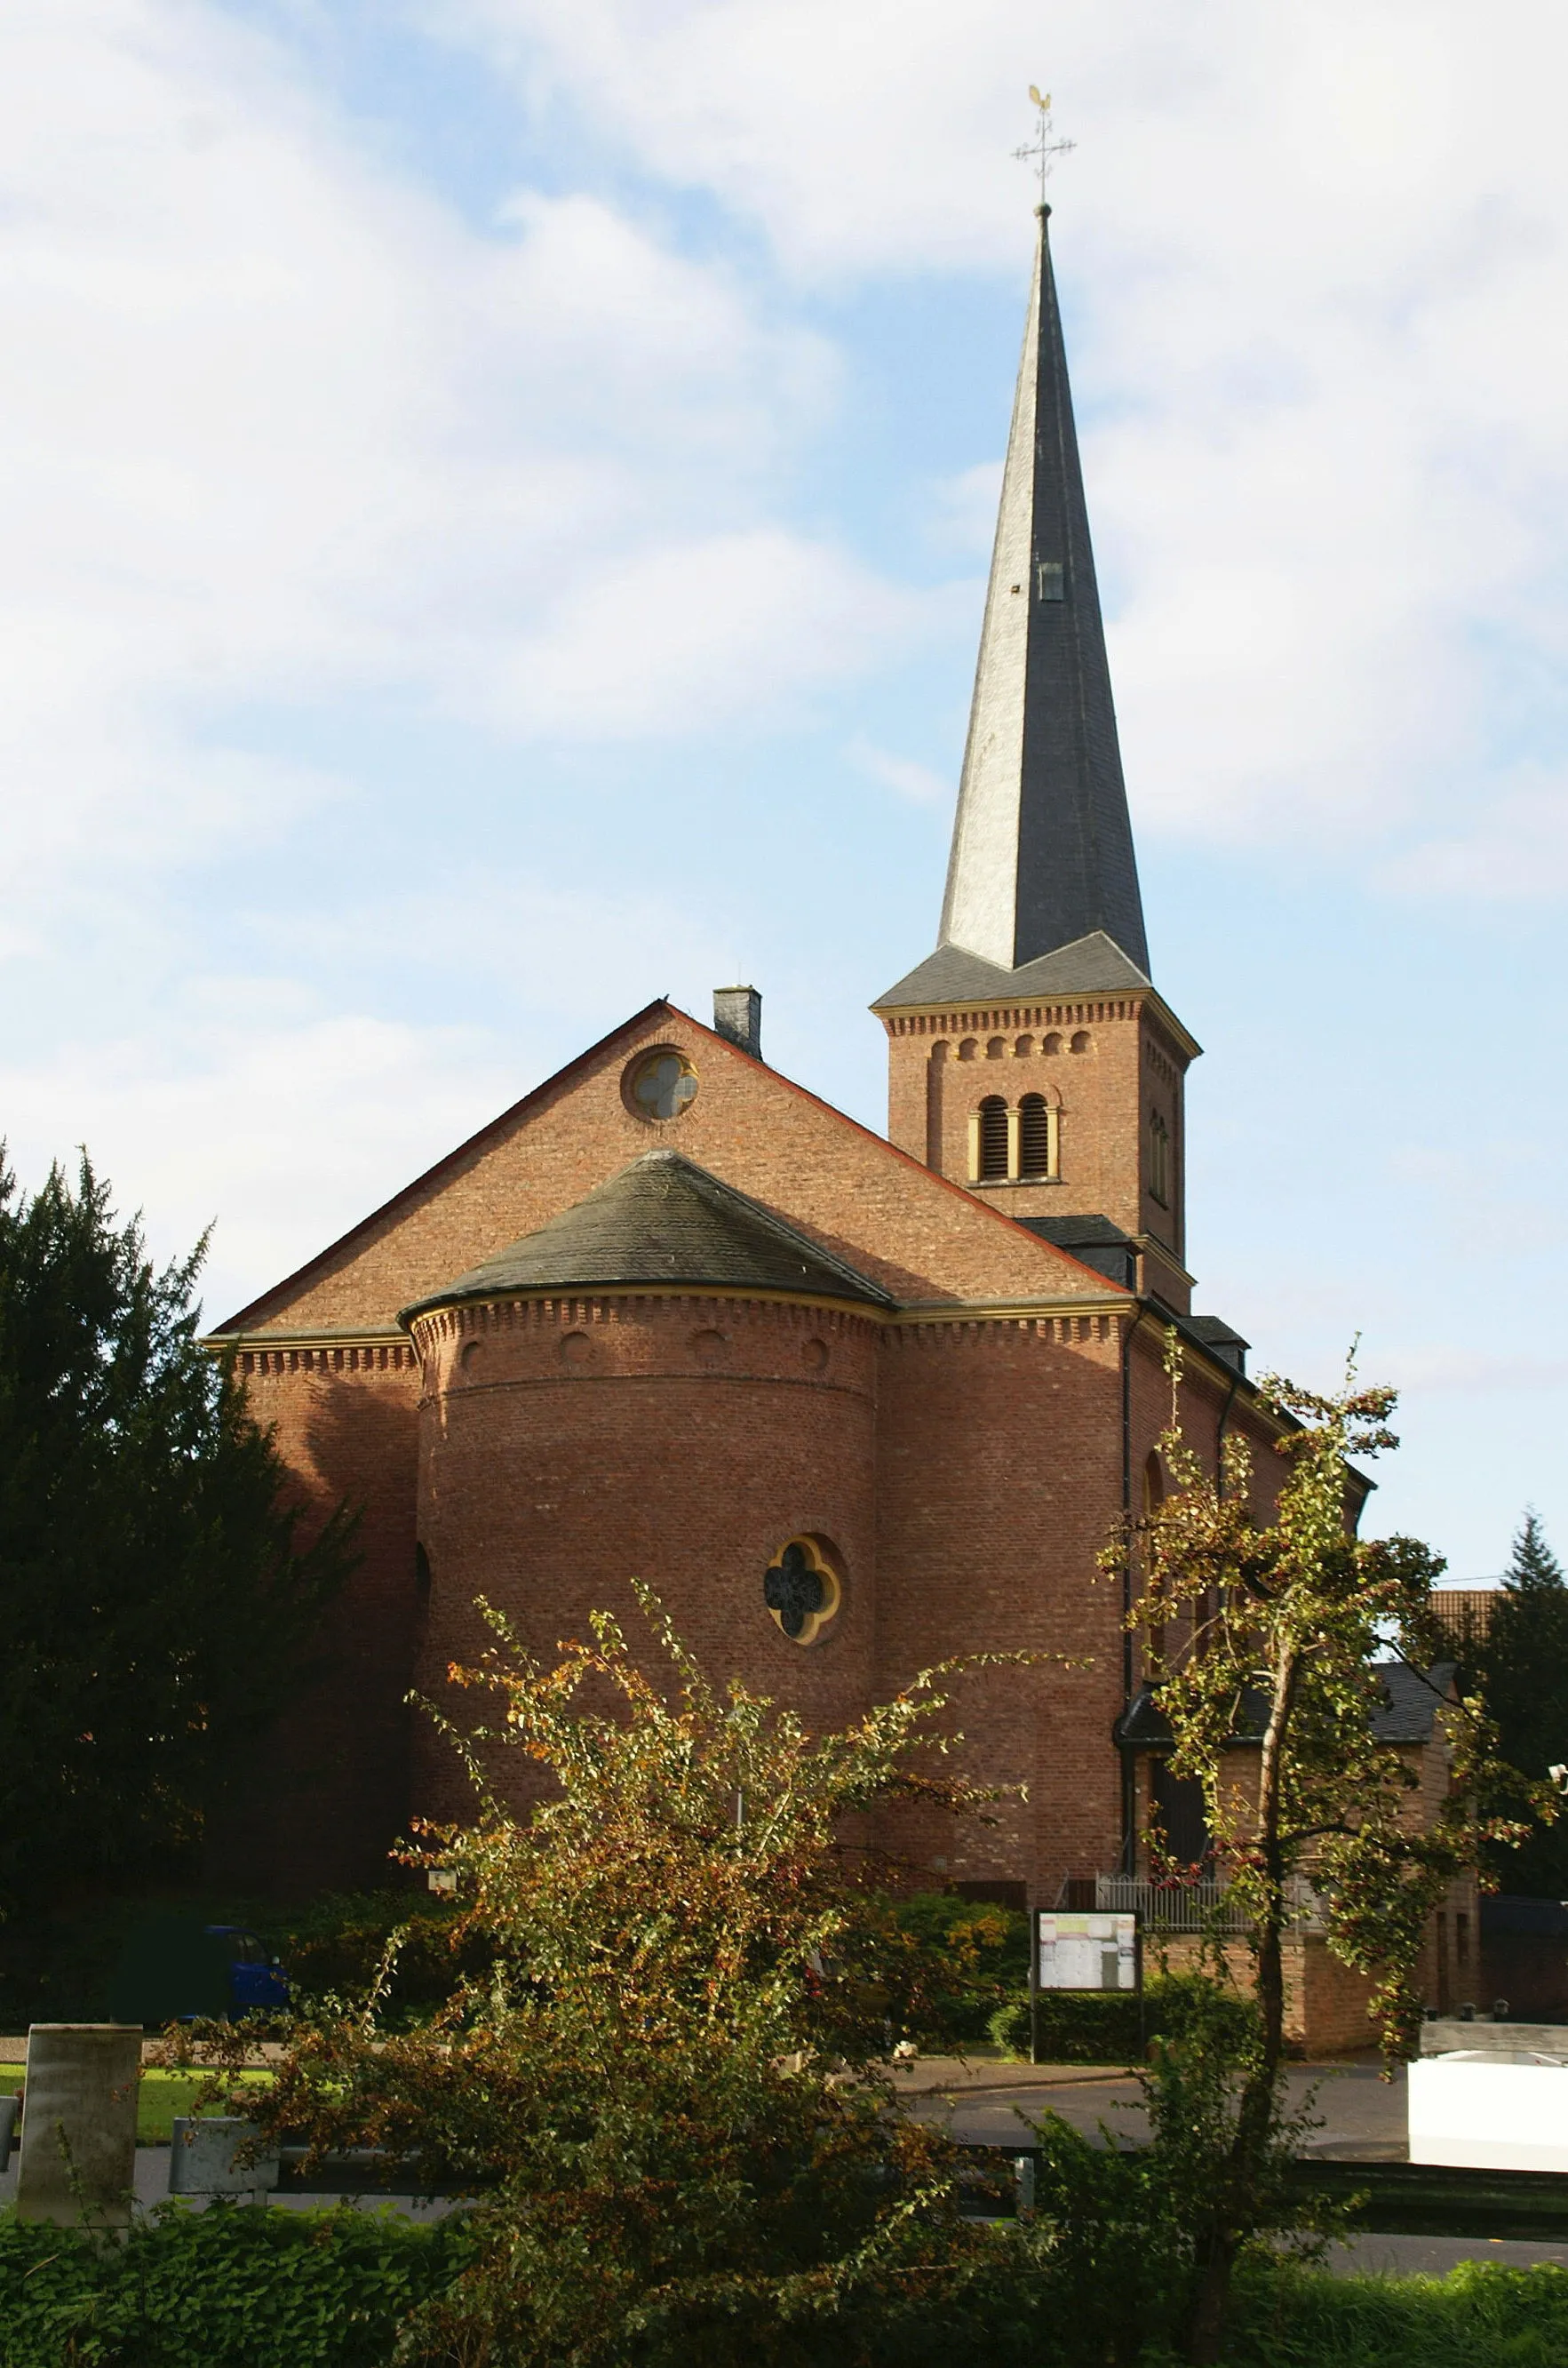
[4,0,1567,1578]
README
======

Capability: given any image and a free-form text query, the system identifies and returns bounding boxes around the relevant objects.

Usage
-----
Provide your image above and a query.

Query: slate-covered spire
[939,207,1148,977]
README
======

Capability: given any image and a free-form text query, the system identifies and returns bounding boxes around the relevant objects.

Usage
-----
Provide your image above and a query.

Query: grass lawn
[0,2065,274,2143]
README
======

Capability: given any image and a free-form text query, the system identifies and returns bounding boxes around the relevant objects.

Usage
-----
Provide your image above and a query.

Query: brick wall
[222,1008,1110,1339]
[880,995,1190,1261]
[212,1005,1270,1901]
[205,1345,422,1893]
[408,1288,883,1833]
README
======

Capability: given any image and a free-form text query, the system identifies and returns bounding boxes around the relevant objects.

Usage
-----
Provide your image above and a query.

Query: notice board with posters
[1035,1910,1140,1993]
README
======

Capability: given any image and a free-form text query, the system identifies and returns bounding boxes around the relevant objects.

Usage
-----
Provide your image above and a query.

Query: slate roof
[1115,1662,1458,1751]
[874,930,1152,1014]
[1022,1214,1135,1249]
[398,1149,896,1324]
[894,208,1148,993]
[1370,1660,1458,1744]
[1179,1314,1250,1377]
[1016,1212,1138,1290]
[1185,1316,1251,1356]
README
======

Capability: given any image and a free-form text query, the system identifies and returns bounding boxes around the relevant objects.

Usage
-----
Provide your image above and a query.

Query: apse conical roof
[399,1149,895,1323]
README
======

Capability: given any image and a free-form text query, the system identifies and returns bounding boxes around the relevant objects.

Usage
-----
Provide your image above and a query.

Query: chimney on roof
[712,986,762,1061]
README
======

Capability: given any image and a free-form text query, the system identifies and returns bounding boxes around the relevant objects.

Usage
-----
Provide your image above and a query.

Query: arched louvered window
[1018,1092,1053,1179]
[977,1096,1009,1181]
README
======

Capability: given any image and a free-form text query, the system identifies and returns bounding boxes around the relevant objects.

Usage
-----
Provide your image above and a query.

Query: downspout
[1215,1367,1239,1499]
[1118,1296,1145,1873]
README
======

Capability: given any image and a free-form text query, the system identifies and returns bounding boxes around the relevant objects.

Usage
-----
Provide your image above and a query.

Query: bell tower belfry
[873,206,1198,1311]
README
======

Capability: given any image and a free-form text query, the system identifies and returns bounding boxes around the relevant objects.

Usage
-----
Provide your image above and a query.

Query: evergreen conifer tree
[1480,1512,1568,1895]
[0,1148,354,1916]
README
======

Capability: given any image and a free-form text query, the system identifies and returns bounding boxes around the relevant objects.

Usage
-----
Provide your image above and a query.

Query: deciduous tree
[188,1592,1042,2365]
[1118,1343,1541,2364]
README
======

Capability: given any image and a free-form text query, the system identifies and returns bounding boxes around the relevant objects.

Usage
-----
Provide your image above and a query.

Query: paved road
[898,2060,1407,2157]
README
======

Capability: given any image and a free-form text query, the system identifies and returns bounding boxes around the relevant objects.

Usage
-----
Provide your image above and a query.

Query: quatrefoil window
[626,1047,697,1122]
[764,1536,842,1646]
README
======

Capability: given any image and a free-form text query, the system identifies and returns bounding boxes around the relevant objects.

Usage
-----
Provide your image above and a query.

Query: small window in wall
[1149,1109,1171,1207]
[977,1095,1009,1180]
[764,1535,842,1646]
[1018,1092,1055,1179]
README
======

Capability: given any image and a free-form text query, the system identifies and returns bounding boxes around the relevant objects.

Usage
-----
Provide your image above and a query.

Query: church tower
[875,208,1198,1312]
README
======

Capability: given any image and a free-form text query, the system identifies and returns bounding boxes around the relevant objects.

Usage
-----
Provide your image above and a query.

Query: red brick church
[212,211,1283,1910]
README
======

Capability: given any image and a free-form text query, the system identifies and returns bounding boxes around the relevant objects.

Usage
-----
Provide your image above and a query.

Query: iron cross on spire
[1013,85,1075,207]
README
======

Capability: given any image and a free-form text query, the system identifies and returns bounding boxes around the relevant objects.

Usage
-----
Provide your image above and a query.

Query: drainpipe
[1215,1367,1239,1499]
[1118,1298,1145,1874]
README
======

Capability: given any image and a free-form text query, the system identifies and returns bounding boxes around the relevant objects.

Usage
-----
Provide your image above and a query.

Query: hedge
[990,1972,1260,2062]
[0,2204,460,2367]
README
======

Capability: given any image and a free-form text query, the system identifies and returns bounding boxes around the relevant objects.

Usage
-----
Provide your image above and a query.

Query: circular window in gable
[763,1535,842,1646]
[625,1046,697,1122]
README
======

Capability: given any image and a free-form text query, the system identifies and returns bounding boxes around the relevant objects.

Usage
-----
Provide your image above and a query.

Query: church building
[211,210,1284,1914]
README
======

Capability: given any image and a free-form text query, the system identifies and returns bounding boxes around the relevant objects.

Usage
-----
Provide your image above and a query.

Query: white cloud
[426,0,1568,865]
[483,529,941,738]
[1386,769,1568,900]
[0,1006,508,1328]
[0,0,906,929]
[927,462,1003,558]
[0,865,750,1319]
[848,735,949,807]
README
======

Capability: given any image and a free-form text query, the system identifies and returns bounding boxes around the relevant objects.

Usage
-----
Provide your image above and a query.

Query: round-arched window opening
[1018,1092,1052,1179]
[976,1094,1009,1182]
[625,1046,697,1121]
[764,1535,842,1646]
[1042,1033,1063,1056]
[1069,1030,1092,1055]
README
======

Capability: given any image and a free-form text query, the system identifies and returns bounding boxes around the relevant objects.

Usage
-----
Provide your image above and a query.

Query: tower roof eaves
[872,932,1201,1060]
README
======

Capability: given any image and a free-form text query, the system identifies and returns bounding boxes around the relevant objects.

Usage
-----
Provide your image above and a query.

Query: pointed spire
[938,209,1148,978]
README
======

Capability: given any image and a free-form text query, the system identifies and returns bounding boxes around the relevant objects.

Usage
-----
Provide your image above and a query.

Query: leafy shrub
[890,1891,1029,2045]
[0,2205,461,2368]
[991,1970,1259,2064]
[176,1595,1062,2367]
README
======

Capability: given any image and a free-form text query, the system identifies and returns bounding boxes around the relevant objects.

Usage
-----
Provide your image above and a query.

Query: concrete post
[16,2024,141,2228]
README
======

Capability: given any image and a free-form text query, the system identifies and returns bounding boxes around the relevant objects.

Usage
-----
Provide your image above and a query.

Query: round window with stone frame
[763,1535,842,1646]
[625,1046,697,1123]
